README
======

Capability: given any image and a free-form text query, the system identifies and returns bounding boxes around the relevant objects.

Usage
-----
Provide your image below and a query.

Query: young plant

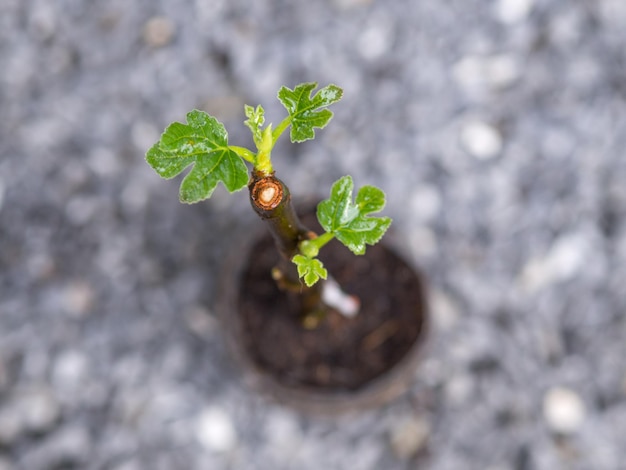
[146,82,391,320]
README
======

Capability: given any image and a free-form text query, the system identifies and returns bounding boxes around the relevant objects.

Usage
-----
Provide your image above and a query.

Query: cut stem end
[250,175,284,211]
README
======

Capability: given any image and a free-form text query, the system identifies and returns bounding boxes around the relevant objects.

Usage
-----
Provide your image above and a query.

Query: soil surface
[238,213,427,391]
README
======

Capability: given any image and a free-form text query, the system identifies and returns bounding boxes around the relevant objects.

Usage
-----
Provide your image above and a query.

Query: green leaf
[356,185,386,214]
[244,104,265,145]
[292,254,328,287]
[146,110,249,203]
[277,82,343,143]
[317,176,392,255]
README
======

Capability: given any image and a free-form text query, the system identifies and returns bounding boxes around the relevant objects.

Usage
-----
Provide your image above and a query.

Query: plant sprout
[146,82,391,321]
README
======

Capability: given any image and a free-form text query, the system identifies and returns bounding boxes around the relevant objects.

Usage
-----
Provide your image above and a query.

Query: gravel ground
[2,0,626,469]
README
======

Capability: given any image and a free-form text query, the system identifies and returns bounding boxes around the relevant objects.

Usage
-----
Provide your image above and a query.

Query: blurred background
[1,0,626,468]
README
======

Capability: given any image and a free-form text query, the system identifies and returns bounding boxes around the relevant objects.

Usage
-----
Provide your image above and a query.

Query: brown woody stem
[248,171,324,317]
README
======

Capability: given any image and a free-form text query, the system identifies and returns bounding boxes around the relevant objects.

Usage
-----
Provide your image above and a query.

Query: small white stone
[453,56,485,94]
[142,16,176,48]
[357,23,392,61]
[19,387,61,433]
[494,0,534,24]
[410,185,441,222]
[195,407,237,453]
[460,121,502,160]
[184,306,217,339]
[430,289,460,331]
[453,54,520,94]
[486,55,520,89]
[53,350,88,389]
[519,258,548,291]
[520,232,589,291]
[62,281,95,318]
[546,233,588,280]
[389,416,430,459]
[543,387,586,434]
[445,373,474,406]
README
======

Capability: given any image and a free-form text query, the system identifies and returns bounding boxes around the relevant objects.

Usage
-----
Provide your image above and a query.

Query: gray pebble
[195,407,237,453]
[543,387,586,434]
[18,386,61,434]
[142,17,176,48]
[460,120,503,161]
[389,416,430,459]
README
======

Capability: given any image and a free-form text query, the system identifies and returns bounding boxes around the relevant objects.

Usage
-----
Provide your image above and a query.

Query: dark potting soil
[238,213,427,392]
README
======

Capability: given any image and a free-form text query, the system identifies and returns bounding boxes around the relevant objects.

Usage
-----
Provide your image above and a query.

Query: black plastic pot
[217,205,429,414]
